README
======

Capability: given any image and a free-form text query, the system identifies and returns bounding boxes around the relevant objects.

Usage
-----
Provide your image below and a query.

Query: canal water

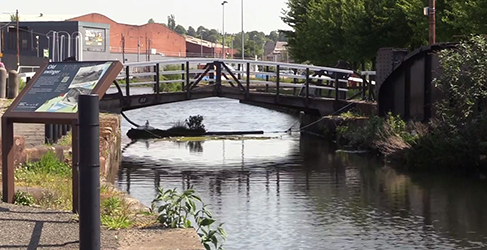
[116,97,487,250]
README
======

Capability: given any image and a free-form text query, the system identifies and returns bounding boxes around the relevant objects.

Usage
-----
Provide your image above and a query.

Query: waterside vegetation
[336,36,487,176]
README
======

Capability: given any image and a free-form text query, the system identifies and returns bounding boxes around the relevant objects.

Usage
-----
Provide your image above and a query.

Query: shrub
[152,188,226,250]
[24,151,71,177]
[14,191,35,206]
[186,115,205,131]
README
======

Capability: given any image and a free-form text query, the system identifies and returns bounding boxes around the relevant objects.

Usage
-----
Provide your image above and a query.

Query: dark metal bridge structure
[100,58,376,116]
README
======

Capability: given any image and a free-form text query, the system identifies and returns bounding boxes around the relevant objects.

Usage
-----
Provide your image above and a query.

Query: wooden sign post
[2,60,123,213]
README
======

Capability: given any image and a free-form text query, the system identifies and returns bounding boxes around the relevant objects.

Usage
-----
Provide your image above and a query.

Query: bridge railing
[115,58,376,102]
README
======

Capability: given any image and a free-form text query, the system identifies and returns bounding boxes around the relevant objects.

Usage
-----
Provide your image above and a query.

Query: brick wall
[70,13,186,57]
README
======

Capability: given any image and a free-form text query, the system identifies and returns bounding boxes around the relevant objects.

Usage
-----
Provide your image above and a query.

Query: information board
[13,61,113,113]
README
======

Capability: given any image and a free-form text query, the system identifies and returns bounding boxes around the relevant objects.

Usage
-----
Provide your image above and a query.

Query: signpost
[2,60,123,212]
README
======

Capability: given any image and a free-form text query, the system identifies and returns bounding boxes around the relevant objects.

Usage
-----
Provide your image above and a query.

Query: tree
[175,25,187,35]
[267,31,279,42]
[167,14,176,30]
[187,26,197,37]
[147,18,155,24]
[10,14,18,22]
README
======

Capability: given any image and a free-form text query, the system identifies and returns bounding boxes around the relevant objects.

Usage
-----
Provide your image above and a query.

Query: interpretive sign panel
[14,62,113,113]
[4,60,123,122]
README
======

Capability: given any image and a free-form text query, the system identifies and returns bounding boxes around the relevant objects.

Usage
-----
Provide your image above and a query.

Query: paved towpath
[0,202,204,250]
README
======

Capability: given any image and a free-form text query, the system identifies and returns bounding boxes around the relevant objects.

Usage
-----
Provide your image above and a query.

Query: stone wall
[1,114,122,183]
[99,113,122,182]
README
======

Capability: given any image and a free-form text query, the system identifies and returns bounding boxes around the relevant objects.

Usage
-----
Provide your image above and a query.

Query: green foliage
[281,0,487,68]
[175,25,187,35]
[14,191,35,206]
[337,113,417,153]
[186,115,205,131]
[152,188,227,250]
[19,78,26,92]
[101,197,132,230]
[24,151,71,177]
[407,36,487,172]
[147,18,155,24]
[167,14,176,30]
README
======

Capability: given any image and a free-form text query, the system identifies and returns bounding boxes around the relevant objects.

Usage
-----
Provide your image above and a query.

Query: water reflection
[118,134,487,250]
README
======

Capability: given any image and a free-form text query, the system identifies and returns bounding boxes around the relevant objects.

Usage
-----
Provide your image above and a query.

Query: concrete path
[0,202,204,250]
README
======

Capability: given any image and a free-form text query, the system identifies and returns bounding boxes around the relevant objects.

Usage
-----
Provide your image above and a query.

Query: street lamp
[222,1,228,59]
[241,0,244,60]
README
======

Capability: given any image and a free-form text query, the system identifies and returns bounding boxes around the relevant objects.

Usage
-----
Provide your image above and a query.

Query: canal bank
[118,98,487,250]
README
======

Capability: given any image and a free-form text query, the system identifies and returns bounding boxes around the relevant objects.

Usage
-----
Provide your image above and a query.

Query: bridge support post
[305,68,310,106]
[246,62,250,99]
[276,65,280,103]
[185,61,190,99]
[215,61,222,96]
[265,66,269,92]
[125,66,130,97]
[334,73,339,101]
[154,64,160,98]
[181,63,185,91]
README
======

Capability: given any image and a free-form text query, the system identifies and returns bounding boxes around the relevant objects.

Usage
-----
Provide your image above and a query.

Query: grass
[13,151,154,229]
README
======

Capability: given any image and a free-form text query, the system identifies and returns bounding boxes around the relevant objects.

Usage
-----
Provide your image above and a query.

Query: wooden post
[72,121,79,213]
[334,73,339,101]
[125,66,130,96]
[276,65,280,103]
[246,62,250,99]
[1,118,14,203]
[305,68,310,104]
[154,64,160,96]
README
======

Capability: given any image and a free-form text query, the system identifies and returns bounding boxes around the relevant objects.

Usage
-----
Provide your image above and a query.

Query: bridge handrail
[123,58,355,74]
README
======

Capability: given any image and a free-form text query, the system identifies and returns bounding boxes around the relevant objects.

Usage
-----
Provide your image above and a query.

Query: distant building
[264,41,290,62]
[69,13,186,59]
[185,36,237,58]
[0,13,187,71]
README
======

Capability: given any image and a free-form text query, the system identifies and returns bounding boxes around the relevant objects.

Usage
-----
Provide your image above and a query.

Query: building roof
[274,42,288,52]
[185,36,223,48]
[0,13,72,22]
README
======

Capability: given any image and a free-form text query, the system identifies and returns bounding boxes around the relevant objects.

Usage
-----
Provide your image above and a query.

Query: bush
[14,191,35,206]
[186,115,205,131]
[24,151,71,177]
[152,188,226,250]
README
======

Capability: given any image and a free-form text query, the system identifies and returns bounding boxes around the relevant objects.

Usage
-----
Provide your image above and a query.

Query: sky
[2,0,291,34]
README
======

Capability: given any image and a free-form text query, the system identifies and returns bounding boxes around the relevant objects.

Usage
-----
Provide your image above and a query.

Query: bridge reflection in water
[117,134,487,250]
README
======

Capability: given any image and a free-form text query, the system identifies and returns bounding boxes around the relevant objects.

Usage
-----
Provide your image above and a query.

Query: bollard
[78,94,101,250]
[52,125,59,143]
[7,70,19,99]
[45,124,53,144]
[61,124,68,136]
[0,68,7,98]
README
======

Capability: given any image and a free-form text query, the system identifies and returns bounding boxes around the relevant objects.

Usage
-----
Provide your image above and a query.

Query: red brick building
[70,13,186,57]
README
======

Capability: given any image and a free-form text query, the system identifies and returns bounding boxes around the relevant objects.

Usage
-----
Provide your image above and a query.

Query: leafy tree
[167,14,176,30]
[267,31,279,42]
[175,25,186,35]
[187,26,197,37]
[10,14,18,22]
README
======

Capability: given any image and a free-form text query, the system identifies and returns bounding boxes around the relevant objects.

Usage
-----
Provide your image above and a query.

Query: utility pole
[222,1,228,59]
[428,0,436,44]
[16,9,19,67]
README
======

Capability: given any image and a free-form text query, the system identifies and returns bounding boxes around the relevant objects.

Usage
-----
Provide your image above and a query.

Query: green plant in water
[152,188,227,250]
[14,191,35,206]
[186,115,205,131]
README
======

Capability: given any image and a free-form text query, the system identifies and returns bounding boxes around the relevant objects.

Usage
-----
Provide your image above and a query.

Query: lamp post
[221,1,228,59]
[241,0,244,60]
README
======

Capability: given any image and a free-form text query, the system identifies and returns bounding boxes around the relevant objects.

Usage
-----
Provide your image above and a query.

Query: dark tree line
[147,15,288,59]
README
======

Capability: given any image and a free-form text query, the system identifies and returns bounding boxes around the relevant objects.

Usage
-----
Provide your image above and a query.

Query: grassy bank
[9,151,153,229]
